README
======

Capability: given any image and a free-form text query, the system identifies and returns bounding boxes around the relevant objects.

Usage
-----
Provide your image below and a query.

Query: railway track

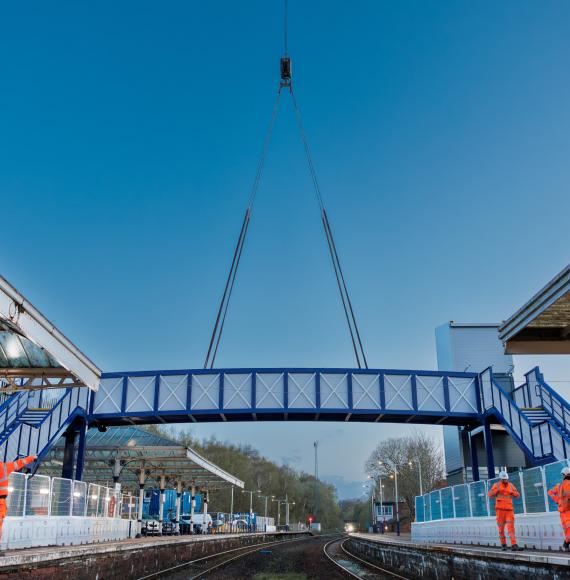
[136,535,313,580]
[323,536,410,579]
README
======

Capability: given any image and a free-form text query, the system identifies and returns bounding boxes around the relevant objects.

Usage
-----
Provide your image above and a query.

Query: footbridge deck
[90,368,482,426]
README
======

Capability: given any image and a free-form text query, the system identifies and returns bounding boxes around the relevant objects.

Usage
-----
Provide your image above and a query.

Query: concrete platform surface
[0,531,304,569]
[351,532,570,567]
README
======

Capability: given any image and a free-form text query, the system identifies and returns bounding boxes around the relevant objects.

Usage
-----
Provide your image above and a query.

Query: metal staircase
[481,367,570,464]
[0,387,90,463]
[521,408,551,425]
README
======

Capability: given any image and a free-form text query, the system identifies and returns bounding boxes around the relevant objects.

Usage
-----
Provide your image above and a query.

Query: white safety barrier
[6,472,138,521]
[412,511,564,551]
[0,516,138,550]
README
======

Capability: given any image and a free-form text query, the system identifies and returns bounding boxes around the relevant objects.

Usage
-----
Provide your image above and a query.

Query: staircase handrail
[535,372,570,433]
[0,391,30,434]
[480,366,568,460]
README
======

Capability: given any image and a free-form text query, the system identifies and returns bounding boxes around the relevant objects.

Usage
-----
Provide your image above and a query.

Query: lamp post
[379,460,400,536]
[409,459,423,496]
[242,489,255,532]
[258,493,274,523]
[272,496,295,530]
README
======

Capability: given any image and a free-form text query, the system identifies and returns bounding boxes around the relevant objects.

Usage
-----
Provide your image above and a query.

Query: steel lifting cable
[290,89,368,369]
[204,0,368,369]
[204,90,282,369]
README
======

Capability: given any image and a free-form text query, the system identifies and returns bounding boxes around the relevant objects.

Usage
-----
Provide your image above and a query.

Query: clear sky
[2,1,569,496]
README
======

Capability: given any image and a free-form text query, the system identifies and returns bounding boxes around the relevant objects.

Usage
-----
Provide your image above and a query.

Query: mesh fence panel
[87,483,101,517]
[430,490,442,520]
[544,460,569,512]
[440,487,454,519]
[6,472,26,517]
[469,481,488,517]
[522,466,547,513]
[423,494,431,521]
[72,481,87,516]
[415,496,424,522]
[487,478,499,516]
[453,484,470,518]
[51,478,72,516]
[25,474,51,516]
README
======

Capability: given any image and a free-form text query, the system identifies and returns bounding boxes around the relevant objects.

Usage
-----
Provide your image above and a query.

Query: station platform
[348,532,570,578]
[0,531,310,579]
[352,532,570,566]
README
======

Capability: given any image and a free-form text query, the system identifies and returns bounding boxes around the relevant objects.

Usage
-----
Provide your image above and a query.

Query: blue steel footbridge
[1,364,570,483]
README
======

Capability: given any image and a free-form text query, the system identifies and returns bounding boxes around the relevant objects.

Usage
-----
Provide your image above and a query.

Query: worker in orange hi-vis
[548,466,570,551]
[0,455,37,543]
[487,470,523,552]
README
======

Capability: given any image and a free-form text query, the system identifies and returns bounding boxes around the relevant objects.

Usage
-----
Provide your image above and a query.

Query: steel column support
[61,427,77,479]
[75,419,87,481]
[483,420,496,479]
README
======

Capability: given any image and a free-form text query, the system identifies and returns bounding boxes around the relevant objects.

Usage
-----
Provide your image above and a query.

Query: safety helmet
[498,470,509,481]
[561,466,570,477]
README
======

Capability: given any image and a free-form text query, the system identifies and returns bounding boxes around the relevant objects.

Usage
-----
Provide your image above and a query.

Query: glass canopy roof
[0,322,62,369]
[41,426,244,492]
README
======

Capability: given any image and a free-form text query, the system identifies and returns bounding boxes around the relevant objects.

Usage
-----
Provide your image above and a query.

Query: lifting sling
[204,0,367,370]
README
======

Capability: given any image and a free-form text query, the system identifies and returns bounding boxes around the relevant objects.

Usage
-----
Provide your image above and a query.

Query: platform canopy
[42,426,244,492]
[499,264,570,354]
[0,275,100,392]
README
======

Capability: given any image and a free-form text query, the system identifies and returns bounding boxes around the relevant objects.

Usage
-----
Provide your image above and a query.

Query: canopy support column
[158,473,166,535]
[203,489,209,534]
[136,468,146,538]
[174,480,182,535]
[190,483,196,534]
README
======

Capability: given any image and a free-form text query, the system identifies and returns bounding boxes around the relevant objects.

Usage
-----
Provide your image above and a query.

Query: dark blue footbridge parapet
[89,368,482,426]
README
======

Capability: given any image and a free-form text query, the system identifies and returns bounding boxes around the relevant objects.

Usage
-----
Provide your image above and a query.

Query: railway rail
[136,535,312,580]
[323,536,410,579]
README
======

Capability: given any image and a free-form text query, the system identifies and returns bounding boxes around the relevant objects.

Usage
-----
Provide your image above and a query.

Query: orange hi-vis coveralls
[0,455,36,541]
[488,480,520,546]
[548,479,570,543]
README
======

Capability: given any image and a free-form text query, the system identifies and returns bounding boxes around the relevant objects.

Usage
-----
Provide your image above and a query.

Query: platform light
[39,488,50,495]
[7,486,14,493]
[91,495,98,500]
[73,491,82,498]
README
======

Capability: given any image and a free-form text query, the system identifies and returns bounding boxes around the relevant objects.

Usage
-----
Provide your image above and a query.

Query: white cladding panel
[159,375,187,411]
[125,376,154,413]
[255,373,285,409]
[288,373,316,409]
[94,377,123,414]
[191,374,220,410]
[223,373,252,409]
[436,323,513,374]
[352,374,380,409]
[384,374,413,410]
[320,373,348,409]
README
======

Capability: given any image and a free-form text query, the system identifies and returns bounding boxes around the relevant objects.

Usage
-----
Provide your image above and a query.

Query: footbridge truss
[2,365,570,482]
[91,368,481,426]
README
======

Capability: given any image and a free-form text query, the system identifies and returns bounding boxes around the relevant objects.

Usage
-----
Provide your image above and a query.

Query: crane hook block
[280,56,292,87]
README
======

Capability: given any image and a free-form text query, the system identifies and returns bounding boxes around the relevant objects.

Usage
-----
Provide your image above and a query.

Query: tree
[364,431,445,519]
[141,425,343,530]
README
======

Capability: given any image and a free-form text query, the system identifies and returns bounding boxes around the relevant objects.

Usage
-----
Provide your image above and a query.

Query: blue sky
[1,1,569,494]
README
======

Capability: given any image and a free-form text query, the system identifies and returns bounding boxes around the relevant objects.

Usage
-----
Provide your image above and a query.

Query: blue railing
[480,367,569,462]
[0,387,90,463]
[415,459,570,523]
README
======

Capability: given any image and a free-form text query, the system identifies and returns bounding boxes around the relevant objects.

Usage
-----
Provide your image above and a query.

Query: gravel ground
[193,535,348,580]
